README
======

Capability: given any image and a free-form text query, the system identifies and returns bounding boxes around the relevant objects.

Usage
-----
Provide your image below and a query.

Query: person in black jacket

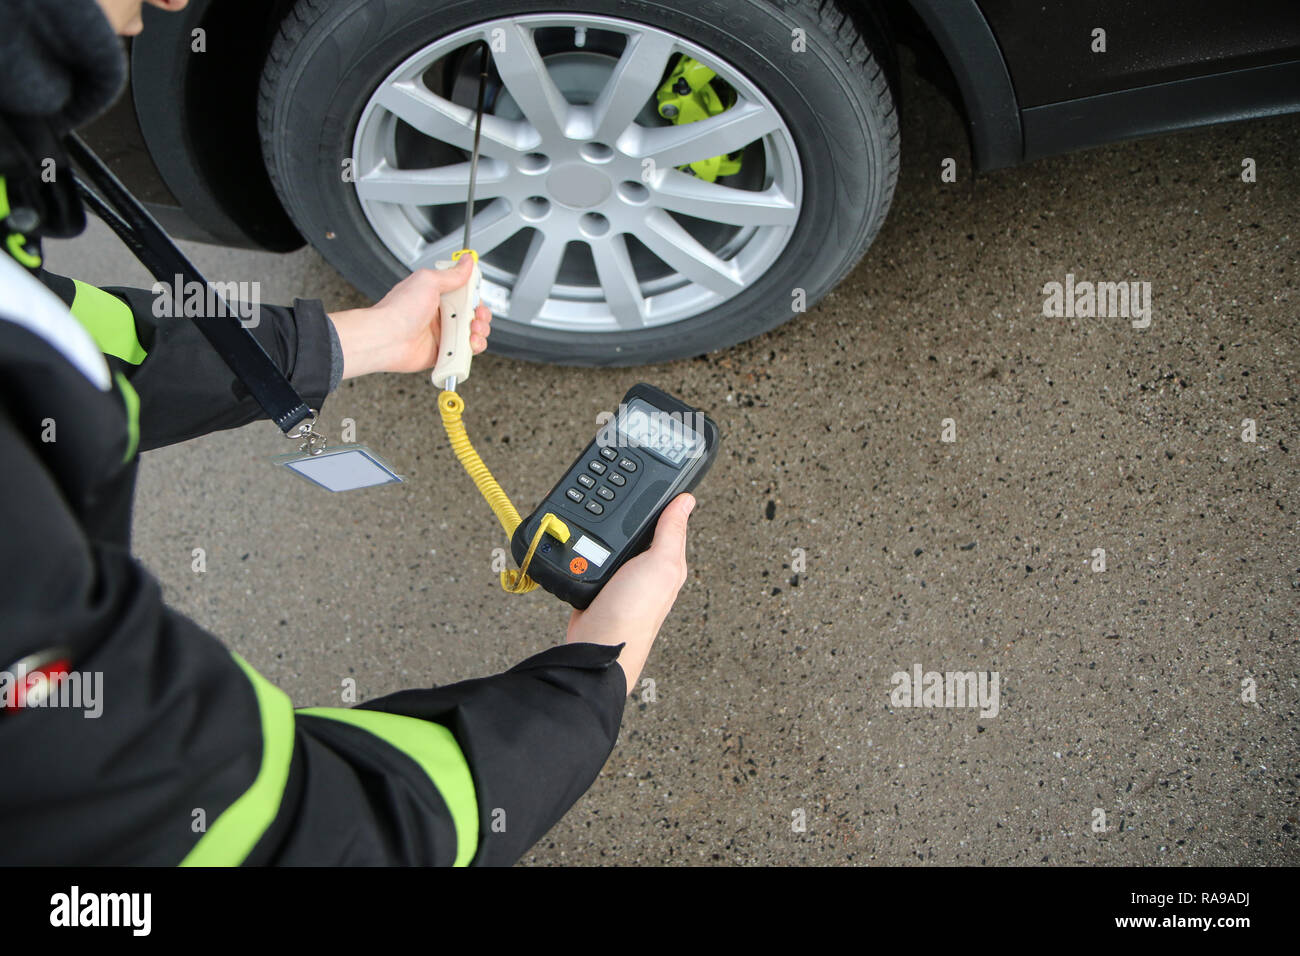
[0,0,696,865]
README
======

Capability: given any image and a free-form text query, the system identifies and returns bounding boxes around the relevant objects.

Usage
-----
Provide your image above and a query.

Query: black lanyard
[64,133,315,435]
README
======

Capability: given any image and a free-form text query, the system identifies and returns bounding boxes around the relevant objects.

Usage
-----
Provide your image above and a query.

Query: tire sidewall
[263,0,893,365]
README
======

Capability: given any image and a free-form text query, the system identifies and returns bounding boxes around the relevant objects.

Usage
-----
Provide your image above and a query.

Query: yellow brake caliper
[654,56,744,183]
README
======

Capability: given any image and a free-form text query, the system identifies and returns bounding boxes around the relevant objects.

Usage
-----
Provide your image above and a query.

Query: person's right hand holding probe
[564,492,696,694]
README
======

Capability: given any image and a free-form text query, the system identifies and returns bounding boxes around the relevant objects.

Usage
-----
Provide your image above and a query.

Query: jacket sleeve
[271,643,629,866]
[353,642,629,866]
[36,269,342,450]
[0,404,628,866]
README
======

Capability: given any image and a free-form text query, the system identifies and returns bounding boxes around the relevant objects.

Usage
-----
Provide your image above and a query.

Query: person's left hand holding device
[328,256,492,380]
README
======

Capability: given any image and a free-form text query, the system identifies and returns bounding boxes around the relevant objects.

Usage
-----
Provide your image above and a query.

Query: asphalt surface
[46,63,1299,865]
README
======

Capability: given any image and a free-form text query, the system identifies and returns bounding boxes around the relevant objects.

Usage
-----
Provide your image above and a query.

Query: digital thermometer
[510,384,718,609]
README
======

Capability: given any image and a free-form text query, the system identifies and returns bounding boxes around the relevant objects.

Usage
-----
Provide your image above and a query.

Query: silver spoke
[372,80,532,158]
[634,209,744,296]
[590,235,647,329]
[354,15,804,333]
[492,22,571,142]
[510,231,568,323]
[630,99,780,168]
[652,169,797,227]
[409,199,522,269]
[355,160,508,206]
[590,30,678,143]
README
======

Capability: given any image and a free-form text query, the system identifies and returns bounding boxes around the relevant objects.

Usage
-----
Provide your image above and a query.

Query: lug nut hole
[519,152,550,173]
[580,142,614,164]
[520,196,551,222]
[580,212,610,238]
[618,181,650,204]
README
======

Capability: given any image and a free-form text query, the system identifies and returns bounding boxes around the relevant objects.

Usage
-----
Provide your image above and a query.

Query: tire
[259,0,899,366]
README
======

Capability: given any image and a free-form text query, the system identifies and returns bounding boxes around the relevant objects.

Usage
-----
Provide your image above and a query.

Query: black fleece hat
[0,0,127,132]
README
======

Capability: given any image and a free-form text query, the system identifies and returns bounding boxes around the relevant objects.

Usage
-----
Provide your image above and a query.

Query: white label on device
[278,446,402,492]
[572,535,611,567]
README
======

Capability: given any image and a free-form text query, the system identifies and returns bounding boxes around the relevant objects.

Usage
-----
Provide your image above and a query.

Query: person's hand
[327,256,492,380]
[565,493,696,695]
[97,0,190,38]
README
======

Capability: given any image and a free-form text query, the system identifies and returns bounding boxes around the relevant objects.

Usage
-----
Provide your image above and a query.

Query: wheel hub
[546,164,611,208]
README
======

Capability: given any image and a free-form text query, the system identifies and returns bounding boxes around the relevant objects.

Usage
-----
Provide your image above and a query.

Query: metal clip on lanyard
[63,134,324,455]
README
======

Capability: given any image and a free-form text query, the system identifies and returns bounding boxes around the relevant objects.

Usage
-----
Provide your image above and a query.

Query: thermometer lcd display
[617,399,703,466]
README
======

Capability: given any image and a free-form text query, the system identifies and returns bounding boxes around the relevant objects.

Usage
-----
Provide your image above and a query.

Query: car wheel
[259,0,898,366]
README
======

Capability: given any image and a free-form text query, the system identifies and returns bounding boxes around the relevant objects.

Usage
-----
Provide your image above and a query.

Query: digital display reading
[617,399,703,466]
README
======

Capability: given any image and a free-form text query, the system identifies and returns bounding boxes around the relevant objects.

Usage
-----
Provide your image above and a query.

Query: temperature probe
[433,46,719,608]
[429,41,488,393]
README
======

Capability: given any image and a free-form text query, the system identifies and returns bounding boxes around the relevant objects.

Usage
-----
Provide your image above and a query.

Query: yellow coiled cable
[438,389,569,594]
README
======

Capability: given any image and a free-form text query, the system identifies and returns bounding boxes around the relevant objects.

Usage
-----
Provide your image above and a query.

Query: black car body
[85,0,1300,364]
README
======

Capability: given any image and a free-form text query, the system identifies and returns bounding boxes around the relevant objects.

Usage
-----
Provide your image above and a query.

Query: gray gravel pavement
[45,64,1299,865]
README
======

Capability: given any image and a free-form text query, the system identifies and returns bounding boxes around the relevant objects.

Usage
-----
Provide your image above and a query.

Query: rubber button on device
[565,488,584,502]
[584,500,604,515]
[607,472,625,487]
[569,556,588,575]
[617,457,637,472]
[599,446,618,461]
[577,473,595,488]
[596,486,614,501]
[588,460,607,475]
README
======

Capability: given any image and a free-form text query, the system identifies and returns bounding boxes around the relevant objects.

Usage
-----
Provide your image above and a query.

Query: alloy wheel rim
[351,13,803,333]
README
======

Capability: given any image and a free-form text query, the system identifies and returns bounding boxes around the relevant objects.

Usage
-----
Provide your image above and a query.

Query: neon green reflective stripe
[70,280,146,364]
[180,654,295,867]
[298,706,479,866]
[114,372,140,462]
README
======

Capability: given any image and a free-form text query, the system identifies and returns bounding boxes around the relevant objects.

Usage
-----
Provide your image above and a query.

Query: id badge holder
[274,414,402,492]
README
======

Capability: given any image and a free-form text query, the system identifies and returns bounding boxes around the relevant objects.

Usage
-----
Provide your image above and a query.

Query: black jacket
[0,242,628,865]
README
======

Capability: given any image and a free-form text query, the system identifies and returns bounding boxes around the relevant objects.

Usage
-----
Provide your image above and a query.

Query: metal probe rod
[445,41,490,393]
[462,40,490,253]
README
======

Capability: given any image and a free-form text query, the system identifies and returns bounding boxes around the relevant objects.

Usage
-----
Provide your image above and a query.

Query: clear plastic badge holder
[275,445,403,492]
[275,416,401,492]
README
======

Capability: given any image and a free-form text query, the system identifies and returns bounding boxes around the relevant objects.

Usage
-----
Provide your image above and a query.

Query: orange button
[569,556,588,575]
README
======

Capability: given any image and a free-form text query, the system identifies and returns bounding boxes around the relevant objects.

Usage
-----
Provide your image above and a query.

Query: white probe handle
[430,256,481,390]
